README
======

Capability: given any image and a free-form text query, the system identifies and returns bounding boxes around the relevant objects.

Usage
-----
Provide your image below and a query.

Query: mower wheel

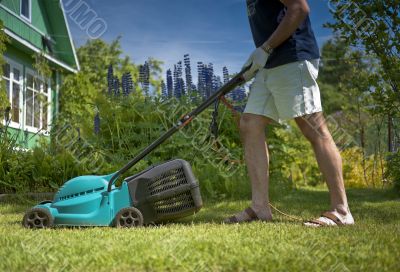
[22,208,54,229]
[114,207,144,228]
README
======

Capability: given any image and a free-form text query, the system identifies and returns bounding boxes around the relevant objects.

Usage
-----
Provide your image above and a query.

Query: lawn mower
[22,68,248,229]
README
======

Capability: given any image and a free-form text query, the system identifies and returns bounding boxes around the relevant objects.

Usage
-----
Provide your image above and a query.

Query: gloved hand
[242,47,271,81]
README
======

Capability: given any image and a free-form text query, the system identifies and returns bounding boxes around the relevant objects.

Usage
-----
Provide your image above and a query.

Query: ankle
[333,204,350,216]
[251,204,272,217]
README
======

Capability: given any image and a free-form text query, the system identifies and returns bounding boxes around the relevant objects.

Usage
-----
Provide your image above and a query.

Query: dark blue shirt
[247,0,320,68]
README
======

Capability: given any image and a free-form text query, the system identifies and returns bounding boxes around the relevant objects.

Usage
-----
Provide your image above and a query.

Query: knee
[296,114,333,145]
[240,114,267,138]
[302,126,332,145]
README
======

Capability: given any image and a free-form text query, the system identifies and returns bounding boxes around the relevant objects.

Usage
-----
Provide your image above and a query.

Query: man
[225,0,354,227]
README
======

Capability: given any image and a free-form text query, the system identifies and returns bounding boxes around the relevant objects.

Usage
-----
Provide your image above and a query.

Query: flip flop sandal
[304,211,347,227]
[224,207,265,224]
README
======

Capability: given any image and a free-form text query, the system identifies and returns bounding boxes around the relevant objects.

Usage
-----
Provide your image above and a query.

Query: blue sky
[64,0,334,77]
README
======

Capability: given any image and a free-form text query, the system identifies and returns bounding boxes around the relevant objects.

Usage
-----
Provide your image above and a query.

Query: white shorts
[244,59,323,123]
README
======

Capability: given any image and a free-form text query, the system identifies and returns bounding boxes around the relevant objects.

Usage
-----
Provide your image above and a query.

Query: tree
[318,39,350,114]
[317,38,388,187]
[326,0,400,152]
[77,38,125,92]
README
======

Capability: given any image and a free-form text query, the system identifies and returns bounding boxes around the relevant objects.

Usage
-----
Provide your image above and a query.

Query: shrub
[0,91,298,199]
[341,147,386,188]
[0,130,85,194]
[269,122,322,187]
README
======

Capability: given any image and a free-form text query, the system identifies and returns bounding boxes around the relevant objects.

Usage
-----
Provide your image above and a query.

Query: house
[0,0,79,148]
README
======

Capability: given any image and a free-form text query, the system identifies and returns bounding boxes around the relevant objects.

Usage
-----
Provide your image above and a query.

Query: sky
[64,0,334,78]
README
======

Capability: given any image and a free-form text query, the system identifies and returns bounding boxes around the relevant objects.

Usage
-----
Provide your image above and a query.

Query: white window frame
[20,0,32,23]
[2,57,23,129]
[24,68,51,135]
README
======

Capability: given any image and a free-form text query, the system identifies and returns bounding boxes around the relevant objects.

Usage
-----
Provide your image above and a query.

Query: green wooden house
[0,0,79,148]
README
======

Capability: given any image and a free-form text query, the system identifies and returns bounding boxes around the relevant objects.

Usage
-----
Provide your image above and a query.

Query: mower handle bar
[107,66,249,192]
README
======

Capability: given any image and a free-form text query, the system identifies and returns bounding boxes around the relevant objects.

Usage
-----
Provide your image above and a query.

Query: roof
[43,0,80,72]
[0,0,80,73]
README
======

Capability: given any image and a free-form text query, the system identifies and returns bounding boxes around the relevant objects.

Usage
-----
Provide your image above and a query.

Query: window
[20,0,31,22]
[25,72,50,131]
[2,61,23,124]
[2,60,51,133]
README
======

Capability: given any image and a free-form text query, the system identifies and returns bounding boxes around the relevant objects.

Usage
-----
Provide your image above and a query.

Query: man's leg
[295,112,349,215]
[229,113,273,221]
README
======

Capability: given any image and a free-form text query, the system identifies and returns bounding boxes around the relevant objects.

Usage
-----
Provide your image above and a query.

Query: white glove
[242,47,270,81]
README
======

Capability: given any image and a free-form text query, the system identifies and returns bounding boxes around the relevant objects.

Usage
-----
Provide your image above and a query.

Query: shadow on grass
[175,187,400,225]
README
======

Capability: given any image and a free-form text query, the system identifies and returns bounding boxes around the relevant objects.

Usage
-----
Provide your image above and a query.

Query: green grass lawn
[0,188,399,272]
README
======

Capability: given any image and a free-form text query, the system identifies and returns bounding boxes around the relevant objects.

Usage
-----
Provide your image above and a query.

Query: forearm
[263,0,310,49]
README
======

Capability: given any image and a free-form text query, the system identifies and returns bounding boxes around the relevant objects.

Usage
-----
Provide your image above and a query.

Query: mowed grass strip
[0,188,399,272]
